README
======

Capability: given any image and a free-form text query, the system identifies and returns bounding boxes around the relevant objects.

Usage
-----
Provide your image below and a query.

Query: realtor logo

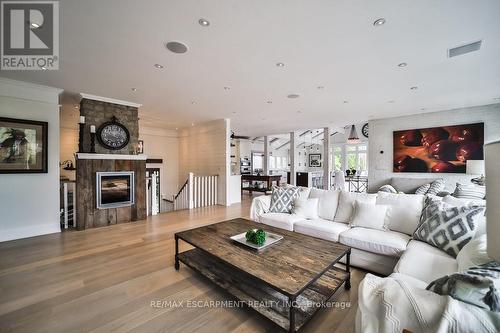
[1,0,59,70]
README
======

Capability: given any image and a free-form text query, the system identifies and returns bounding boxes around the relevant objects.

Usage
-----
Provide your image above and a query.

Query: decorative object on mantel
[347,125,360,144]
[78,116,85,153]
[466,160,485,186]
[0,117,48,173]
[137,140,144,154]
[97,116,130,150]
[394,122,484,173]
[60,160,76,170]
[90,125,96,153]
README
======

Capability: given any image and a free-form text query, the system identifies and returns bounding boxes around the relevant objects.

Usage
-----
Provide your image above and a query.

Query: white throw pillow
[453,182,486,200]
[309,188,340,221]
[378,184,397,194]
[456,234,491,271]
[350,201,389,230]
[334,191,377,223]
[292,198,319,220]
[443,194,486,207]
[376,192,425,235]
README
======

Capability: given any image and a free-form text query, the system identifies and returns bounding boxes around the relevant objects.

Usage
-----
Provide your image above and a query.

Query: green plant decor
[245,229,266,246]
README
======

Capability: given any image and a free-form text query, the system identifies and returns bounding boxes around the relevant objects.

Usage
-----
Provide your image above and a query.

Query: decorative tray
[230,229,283,250]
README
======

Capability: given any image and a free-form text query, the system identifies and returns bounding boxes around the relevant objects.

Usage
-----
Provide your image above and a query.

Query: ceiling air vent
[448,40,482,58]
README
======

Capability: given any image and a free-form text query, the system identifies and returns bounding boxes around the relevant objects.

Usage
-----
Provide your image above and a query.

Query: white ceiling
[2,0,500,136]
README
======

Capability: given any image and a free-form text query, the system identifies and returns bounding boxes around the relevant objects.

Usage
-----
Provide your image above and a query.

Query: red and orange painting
[393,123,484,173]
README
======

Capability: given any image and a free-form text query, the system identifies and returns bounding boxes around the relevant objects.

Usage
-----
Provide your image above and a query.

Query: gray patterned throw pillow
[414,201,485,257]
[415,183,431,195]
[427,179,445,195]
[269,186,301,213]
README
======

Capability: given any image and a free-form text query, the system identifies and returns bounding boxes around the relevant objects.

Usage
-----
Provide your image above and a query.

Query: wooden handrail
[174,178,189,200]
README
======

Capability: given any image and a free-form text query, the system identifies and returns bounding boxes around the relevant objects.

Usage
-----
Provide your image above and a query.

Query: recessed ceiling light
[131,88,137,92]
[175,127,178,130]
[398,62,407,67]
[154,64,164,69]
[165,41,188,54]
[30,22,41,28]
[373,18,386,26]
[267,101,272,104]
[198,18,210,27]
[224,86,230,90]
[191,123,195,126]
[276,62,285,67]
[410,86,418,90]
[287,94,300,99]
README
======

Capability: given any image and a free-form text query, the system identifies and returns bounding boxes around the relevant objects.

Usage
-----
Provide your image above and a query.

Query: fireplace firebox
[96,171,135,209]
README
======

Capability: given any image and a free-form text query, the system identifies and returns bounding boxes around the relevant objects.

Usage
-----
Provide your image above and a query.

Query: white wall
[139,125,179,200]
[178,119,230,205]
[368,104,500,192]
[0,78,62,242]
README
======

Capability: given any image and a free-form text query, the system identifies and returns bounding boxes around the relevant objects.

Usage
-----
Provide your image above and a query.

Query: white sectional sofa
[251,188,432,275]
[250,187,490,332]
[250,187,486,275]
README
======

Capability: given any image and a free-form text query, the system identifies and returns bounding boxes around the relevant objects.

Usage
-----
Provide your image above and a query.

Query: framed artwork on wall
[309,153,322,168]
[393,122,484,173]
[0,117,48,173]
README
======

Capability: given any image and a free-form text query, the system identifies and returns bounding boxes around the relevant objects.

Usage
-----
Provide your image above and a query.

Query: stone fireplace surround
[75,95,146,230]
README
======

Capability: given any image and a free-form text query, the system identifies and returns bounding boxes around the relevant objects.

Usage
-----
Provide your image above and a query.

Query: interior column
[263,136,269,175]
[289,131,297,185]
[323,127,331,189]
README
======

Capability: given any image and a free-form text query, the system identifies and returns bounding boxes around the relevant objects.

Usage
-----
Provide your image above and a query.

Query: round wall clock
[97,116,130,150]
[362,123,369,138]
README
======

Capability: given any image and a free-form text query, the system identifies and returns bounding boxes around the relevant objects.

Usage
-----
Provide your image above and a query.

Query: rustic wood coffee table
[174,218,351,333]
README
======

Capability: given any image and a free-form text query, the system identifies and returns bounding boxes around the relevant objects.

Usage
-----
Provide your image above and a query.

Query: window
[346,144,368,174]
[330,143,368,174]
[276,156,282,169]
[269,156,275,169]
[333,147,343,171]
[252,152,263,173]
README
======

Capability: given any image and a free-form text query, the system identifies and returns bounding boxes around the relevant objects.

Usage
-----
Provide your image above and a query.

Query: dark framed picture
[393,122,484,173]
[0,117,48,173]
[309,153,322,167]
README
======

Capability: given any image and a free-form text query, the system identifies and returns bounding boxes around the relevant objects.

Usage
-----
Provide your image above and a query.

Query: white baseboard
[0,223,61,242]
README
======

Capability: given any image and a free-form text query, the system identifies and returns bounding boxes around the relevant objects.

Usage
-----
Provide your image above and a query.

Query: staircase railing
[173,173,219,210]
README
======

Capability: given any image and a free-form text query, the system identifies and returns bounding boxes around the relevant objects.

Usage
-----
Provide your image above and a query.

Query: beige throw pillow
[350,201,389,230]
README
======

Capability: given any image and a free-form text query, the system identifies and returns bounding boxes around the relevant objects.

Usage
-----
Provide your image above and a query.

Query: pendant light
[347,125,360,144]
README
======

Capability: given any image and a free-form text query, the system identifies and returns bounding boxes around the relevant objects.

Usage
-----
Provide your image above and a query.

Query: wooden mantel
[76,153,147,160]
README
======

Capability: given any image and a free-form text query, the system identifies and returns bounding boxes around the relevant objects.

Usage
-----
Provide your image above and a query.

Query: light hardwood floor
[0,195,365,333]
